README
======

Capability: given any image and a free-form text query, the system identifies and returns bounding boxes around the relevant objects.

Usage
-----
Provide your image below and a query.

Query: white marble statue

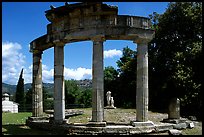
[106,91,111,106]
[110,97,114,107]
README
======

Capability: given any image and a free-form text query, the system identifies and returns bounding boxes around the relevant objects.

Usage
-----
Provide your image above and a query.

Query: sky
[2,2,169,85]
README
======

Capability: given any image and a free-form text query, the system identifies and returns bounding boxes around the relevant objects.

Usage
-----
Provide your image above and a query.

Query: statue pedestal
[104,106,116,109]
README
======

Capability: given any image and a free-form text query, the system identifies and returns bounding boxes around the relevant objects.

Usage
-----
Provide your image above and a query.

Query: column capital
[30,42,43,53]
[91,35,106,42]
[32,49,43,54]
[53,40,65,46]
[133,37,152,45]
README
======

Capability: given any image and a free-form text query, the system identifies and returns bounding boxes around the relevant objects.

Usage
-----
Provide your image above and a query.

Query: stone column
[168,97,180,119]
[91,36,105,123]
[54,41,65,124]
[135,39,149,122]
[32,50,43,117]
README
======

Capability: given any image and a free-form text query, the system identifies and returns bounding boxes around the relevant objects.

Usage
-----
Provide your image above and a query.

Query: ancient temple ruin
[28,2,155,132]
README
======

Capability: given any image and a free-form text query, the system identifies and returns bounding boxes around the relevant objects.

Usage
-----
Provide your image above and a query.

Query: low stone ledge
[45,109,84,118]
[162,118,194,130]
[162,118,187,124]
[87,121,107,127]
[154,123,174,132]
[130,120,154,127]
[173,122,187,130]
[28,116,49,121]
[106,122,130,126]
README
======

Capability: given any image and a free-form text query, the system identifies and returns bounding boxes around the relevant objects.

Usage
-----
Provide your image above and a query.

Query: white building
[2,93,19,113]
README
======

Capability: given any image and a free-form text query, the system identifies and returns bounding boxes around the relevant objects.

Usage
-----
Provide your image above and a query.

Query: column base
[28,116,48,121]
[49,117,67,124]
[130,120,154,127]
[87,121,107,127]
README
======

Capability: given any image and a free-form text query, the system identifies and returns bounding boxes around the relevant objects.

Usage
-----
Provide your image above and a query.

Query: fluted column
[54,41,65,124]
[32,50,43,117]
[91,36,105,122]
[135,38,149,122]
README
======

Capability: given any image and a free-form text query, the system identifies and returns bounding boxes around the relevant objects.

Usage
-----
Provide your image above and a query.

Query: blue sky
[2,2,169,85]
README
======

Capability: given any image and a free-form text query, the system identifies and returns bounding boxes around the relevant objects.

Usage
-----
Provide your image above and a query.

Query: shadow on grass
[2,124,57,135]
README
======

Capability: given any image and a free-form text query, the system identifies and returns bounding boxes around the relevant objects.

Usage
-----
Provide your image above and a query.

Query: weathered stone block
[168,129,182,135]
[168,98,180,119]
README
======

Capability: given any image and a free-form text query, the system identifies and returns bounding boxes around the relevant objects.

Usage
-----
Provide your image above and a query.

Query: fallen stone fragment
[168,129,182,135]
[188,122,195,129]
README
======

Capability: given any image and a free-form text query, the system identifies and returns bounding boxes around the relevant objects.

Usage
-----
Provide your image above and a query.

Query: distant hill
[2,82,54,96]
[2,83,17,95]
[2,79,92,96]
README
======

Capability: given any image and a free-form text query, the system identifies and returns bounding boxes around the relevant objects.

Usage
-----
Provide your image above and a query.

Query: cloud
[23,67,32,84]
[2,41,92,84]
[40,65,92,83]
[28,65,92,83]
[104,49,122,58]
[42,65,54,83]
[64,67,92,80]
[2,42,26,85]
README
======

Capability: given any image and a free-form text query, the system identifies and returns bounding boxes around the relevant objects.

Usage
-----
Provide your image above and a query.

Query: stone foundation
[130,120,154,127]
[25,118,195,135]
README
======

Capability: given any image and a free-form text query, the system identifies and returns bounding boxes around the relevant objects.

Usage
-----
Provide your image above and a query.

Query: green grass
[68,108,92,123]
[2,112,32,125]
[2,112,55,135]
[182,127,202,135]
[182,122,202,135]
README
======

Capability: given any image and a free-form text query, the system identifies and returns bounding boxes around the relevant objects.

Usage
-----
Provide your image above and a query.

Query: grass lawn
[2,112,32,125]
[2,109,202,135]
[2,112,56,135]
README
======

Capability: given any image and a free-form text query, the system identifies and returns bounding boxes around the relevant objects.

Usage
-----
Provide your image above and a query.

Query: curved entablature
[30,2,154,52]
[30,35,54,52]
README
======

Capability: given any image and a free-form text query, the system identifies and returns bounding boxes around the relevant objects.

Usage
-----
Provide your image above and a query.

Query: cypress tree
[16,68,25,112]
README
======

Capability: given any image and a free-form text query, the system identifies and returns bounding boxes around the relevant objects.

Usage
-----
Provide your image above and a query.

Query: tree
[148,2,202,118]
[25,88,32,111]
[104,66,118,82]
[104,66,119,106]
[78,88,92,108]
[25,85,54,111]
[116,46,137,108]
[43,86,52,111]
[104,66,118,93]
[65,80,81,108]
[16,68,25,112]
